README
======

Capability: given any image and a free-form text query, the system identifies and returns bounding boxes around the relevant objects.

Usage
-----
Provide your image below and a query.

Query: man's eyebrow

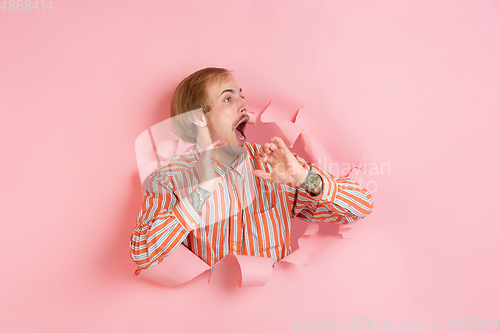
[219,88,243,96]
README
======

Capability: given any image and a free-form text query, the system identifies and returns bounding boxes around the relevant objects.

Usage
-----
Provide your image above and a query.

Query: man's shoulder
[150,145,198,181]
[245,141,261,157]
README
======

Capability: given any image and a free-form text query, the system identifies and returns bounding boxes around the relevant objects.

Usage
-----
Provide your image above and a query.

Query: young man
[130,68,373,270]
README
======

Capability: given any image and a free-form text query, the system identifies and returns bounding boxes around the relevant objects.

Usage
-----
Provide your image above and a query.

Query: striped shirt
[130,141,373,270]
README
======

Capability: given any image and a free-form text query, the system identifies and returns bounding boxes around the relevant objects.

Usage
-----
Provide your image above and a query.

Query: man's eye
[240,95,245,99]
[224,97,231,102]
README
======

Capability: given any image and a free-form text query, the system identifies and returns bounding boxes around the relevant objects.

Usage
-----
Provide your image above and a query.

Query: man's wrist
[187,186,212,215]
[298,170,323,196]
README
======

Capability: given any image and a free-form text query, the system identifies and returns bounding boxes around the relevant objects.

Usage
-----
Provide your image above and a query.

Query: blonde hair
[170,67,232,143]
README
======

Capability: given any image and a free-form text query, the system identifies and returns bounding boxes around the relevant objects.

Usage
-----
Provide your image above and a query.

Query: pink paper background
[1,0,499,332]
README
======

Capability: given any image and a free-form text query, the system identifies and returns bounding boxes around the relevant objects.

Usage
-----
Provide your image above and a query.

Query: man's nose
[238,97,249,113]
[239,98,256,123]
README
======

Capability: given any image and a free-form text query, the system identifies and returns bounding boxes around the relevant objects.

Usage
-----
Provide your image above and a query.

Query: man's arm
[291,155,373,224]
[130,176,208,270]
[188,186,212,214]
[251,136,372,224]
[131,139,225,270]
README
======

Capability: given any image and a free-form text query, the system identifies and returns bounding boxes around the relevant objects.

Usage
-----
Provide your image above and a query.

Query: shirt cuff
[171,197,202,232]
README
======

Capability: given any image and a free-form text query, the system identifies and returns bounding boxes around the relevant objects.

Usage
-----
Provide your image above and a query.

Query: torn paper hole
[134,101,362,287]
[136,222,321,288]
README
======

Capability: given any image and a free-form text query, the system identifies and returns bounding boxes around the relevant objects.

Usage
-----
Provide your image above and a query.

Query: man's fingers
[256,155,269,165]
[261,142,272,154]
[258,137,287,165]
[270,137,288,151]
[252,170,272,181]
[262,143,277,155]
[258,147,266,157]
[200,140,226,165]
[202,140,226,155]
[206,139,226,151]
[204,140,216,152]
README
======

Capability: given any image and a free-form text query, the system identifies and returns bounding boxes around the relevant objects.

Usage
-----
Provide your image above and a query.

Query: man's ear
[192,113,207,128]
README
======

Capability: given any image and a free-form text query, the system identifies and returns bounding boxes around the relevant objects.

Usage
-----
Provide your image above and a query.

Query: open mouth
[234,117,249,142]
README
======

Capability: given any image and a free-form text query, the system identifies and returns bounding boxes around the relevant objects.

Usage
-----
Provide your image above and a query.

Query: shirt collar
[193,142,253,177]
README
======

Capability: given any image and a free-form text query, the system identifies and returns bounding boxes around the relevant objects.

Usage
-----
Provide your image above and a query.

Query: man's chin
[230,136,246,148]
[220,145,246,156]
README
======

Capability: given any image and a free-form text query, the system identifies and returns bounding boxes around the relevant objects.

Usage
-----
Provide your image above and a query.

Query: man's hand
[197,139,227,192]
[252,137,309,186]
[187,139,227,216]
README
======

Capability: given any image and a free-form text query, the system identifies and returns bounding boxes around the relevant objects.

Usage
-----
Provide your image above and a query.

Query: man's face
[204,76,250,148]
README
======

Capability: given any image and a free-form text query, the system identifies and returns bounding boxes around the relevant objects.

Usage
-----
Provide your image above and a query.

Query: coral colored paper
[3,2,499,331]
[135,220,322,287]
[233,255,274,287]
[136,244,211,287]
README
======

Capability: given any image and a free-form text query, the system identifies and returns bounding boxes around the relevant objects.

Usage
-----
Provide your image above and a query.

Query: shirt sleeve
[290,154,373,224]
[129,171,203,270]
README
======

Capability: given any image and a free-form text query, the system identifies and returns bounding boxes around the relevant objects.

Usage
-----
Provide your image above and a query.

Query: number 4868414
[1,0,53,11]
